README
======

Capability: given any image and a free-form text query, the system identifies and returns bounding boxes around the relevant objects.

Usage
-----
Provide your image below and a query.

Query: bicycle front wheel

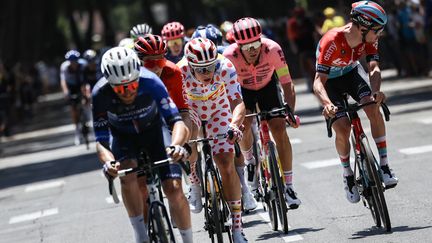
[361,136,391,232]
[268,142,289,234]
[207,171,224,243]
[149,201,176,243]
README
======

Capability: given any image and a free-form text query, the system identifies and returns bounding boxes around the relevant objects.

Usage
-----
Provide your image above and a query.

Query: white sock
[179,228,193,243]
[129,215,149,243]
[236,166,250,194]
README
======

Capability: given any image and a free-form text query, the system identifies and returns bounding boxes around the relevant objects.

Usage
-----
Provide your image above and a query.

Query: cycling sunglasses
[167,38,183,47]
[111,80,139,95]
[240,40,262,51]
[371,26,384,35]
[143,58,166,69]
[191,63,217,75]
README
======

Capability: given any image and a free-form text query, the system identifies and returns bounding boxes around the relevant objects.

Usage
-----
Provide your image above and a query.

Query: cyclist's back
[160,60,189,112]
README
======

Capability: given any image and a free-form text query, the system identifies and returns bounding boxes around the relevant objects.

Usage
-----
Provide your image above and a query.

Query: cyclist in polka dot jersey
[178,38,249,243]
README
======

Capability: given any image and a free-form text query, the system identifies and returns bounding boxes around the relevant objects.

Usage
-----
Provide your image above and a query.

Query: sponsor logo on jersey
[332,58,352,66]
[324,41,337,61]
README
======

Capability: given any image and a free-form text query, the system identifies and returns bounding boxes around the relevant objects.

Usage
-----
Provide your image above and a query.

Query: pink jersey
[223,37,292,91]
[178,55,242,155]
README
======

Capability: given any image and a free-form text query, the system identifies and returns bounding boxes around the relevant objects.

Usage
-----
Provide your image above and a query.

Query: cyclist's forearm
[96,142,115,164]
[313,73,332,106]
[60,80,69,95]
[368,62,382,93]
[281,83,295,112]
[171,121,189,146]
[230,99,245,127]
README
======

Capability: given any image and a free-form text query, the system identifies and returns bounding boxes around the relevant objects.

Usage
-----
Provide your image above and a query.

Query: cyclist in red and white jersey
[179,38,249,243]
[223,17,301,209]
[314,1,398,204]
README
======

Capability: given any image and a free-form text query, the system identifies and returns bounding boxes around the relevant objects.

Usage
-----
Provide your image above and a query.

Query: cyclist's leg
[69,95,81,145]
[111,134,148,243]
[350,66,398,186]
[145,124,193,242]
[238,87,256,166]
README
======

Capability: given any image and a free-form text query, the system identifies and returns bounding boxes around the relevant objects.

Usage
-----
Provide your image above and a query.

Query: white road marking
[9,208,59,224]
[255,204,303,242]
[106,196,123,204]
[301,158,340,169]
[3,124,75,142]
[417,117,432,124]
[25,180,65,192]
[291,138,302,145]
[399,145,432,155]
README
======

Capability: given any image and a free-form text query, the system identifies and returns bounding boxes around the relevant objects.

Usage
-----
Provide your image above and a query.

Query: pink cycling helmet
[161,22,185,40]
[233,17,262,44]
[184,38,217,67]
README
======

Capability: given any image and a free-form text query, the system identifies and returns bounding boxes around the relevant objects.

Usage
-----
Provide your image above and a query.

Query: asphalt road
[0,76,431,243]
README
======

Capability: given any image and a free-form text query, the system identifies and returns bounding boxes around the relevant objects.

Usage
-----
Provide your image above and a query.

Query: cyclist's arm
[171,120,189,146]
[270,43,295,111]
[96,141,115,164]
[230,98,246,128]
[223,58,245,127]
[313,72,332,106]
[59,63,69,96]
[368,60,382,93]
[281,82,296,112]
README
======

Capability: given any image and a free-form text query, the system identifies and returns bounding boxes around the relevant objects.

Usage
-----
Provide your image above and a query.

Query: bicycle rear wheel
[149,201,176,243]
[268,142,289,234]
[361,136,391,232]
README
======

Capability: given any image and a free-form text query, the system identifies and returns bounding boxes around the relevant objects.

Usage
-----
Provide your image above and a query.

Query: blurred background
[0,0,431,138]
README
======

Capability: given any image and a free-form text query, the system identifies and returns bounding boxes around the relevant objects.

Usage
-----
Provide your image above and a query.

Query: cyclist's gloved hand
[227,123,243,144]
[103,161,119,178]
[323,104,338,118]
[166,145,190,162]
[286,115,300,128]
[373,91,386,104]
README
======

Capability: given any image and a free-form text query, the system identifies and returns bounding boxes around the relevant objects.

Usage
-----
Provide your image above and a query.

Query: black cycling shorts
[241,74,284,116]
[325,65,372,118]
[111,122,181,181]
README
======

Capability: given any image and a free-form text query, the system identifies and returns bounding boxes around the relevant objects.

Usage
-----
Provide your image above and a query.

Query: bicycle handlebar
[326,101,391,138]
[112,158,190,177]
[245,105,297,127]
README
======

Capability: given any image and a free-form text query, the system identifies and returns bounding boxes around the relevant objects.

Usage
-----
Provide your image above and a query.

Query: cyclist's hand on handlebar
[103,161,120,178]
[286,115,300,128]
[166,145,190,162]
[323,104,338,119]
[227,123,243,144]
[372,91,386,104]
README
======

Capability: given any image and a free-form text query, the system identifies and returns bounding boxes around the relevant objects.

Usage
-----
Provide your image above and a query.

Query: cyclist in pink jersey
[179,38,249,243]
[314,1,398,204]
[223,17,301,209]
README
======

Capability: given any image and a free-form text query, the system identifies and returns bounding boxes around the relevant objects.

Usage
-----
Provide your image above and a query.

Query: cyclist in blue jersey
[60,50,89,145]
[161,22,189,64]
[92,47,193,243]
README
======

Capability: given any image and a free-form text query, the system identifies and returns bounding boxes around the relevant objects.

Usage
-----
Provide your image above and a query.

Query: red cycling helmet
[161,22,185,41]
[232,17,262,44]
[134,34,167,58]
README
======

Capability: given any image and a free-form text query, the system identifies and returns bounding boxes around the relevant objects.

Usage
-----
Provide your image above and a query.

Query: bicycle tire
[361,136,391,232]
[352,135,381,228]
[207,171,224,243]
[149,201,176,243]
[268,142,289,234]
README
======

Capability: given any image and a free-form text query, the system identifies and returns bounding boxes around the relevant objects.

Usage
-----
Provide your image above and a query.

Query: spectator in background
[286,7,317,92]
[383,5,405,77]
[320,7,346,34]
[0,60,12,137]
[410,1,429,76]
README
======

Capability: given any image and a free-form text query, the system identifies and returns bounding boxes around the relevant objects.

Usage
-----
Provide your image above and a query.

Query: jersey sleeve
[60,62,67,81]
[91,89,110,143]
[143,75,182,127]
[222,59,242,102]
[163,65,189,112]
[365,41,379,63]
[269,43,292,84]
[316,36,338,74]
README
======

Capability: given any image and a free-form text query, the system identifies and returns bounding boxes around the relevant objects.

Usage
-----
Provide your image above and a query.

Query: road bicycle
[246,106,297,234]
[70,94,92,149]
[326,95,392,232]
[106,153,190,243]
[188,121,235,243]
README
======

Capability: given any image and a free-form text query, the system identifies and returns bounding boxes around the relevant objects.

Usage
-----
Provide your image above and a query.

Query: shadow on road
[350,225,432,239]
[0,152,99,190]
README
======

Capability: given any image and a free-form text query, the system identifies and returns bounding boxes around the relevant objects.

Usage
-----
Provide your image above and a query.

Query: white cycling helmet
[101,47,141,85]
[184,38,217,67]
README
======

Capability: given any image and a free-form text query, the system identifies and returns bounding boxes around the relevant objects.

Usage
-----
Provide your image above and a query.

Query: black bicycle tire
[149,202,176,243]
[203,171,214,242]
[268,142,289,234]
[361,136,391,232]
[352,135,381,228]
[207,171,224,243]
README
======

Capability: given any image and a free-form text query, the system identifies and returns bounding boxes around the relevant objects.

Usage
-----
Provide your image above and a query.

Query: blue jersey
[92,67,181,143]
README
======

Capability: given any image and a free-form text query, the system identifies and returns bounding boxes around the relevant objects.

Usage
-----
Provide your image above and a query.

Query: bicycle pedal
[385,183,397,190]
